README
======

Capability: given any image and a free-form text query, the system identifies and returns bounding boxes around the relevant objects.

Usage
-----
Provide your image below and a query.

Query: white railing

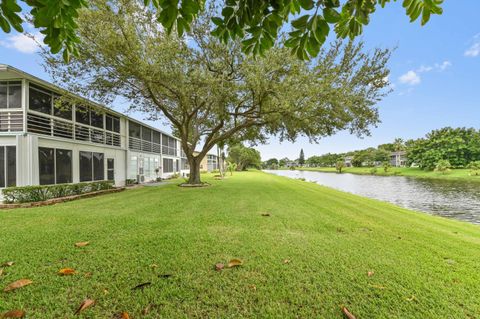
[0,111,23,132]
[129,136,174,155]
[27,112,121,147]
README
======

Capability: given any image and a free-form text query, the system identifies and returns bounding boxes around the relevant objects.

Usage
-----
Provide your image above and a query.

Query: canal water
[265,170,480,225]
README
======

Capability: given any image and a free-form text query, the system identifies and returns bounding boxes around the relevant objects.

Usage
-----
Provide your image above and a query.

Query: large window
[39,147,73,185]
[142,127,152,141]
[90,110,104,128]
[75,105,90,125]
[0,81,21,109]
[93,152,104,180]
[29,84,52,114]
[163,158,174,173]
[0,146,16,188]
[53,96,73,120]
[39,148,54,185]
[79,151,92,182]
[161,134,177,156]
[80,151,104,182]
[129,121,141,138]
[153,131,161,144]
[106,114,120,133]
[56,149,73,183]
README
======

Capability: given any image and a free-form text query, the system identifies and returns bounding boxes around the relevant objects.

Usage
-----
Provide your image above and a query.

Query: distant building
[194,151,223,172]
[285,160,298,168]
[390,151,407,167]
[344,156,354,167]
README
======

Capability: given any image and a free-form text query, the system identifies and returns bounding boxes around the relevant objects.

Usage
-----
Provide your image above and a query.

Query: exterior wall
[13,134,127,187]
[36,135,127,186]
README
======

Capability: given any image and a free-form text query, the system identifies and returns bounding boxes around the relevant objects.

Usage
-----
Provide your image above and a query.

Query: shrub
[434,160,451,174]
[335,161,345,173]
[382,161,391,173]
[370,167,377,174]
[3,181,114,204]
[467,161,480,176]
[125,179,136,185]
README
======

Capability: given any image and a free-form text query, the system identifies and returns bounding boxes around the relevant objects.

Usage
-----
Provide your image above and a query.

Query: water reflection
[265,170,480,225]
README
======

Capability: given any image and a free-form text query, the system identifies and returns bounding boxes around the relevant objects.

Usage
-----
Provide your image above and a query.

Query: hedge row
[3,181,114,204]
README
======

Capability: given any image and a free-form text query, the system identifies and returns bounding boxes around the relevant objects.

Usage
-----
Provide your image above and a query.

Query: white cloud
[0,31,43,54]
[399,70,421,85]
[417,60,451,73]
[435,60,452,71]
[417,65,433,73]
[465,34,480,57]
[397,60,451,87]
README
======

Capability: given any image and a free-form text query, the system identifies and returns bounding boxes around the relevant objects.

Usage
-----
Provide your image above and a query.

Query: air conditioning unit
[137,175,145,183]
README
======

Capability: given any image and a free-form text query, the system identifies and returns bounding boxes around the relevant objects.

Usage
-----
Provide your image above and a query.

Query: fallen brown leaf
[74,299,95,315]
[2,310,25,318]
[283,259,291,264]
[367,271,374,277]
[4,279,33,292]
[74,242,89,247]
[2,262,14,267]
[215,263,224,271]
[342,307,356,319]
[118,312,130,319]
[227,259,243,268]
[150,264,158,269]
[406,295,416,302]
[132,282,151,290]
[142,304,153,315]
[59,268,76,276]
[84,272,93,278]
[249,284,257,291]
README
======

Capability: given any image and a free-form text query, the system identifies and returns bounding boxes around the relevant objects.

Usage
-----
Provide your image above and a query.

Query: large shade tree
[42,0,392,185]
[1,0,443,60]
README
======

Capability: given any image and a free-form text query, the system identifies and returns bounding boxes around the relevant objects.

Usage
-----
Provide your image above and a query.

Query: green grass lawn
[1,171,479,318]
[297,166,480,181]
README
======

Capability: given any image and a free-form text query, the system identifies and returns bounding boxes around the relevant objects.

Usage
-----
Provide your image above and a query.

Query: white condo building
[0,64,190,192]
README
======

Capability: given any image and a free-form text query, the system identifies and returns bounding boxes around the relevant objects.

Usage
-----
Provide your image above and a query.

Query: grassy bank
[295,166,480,181]
[1,171,479,318]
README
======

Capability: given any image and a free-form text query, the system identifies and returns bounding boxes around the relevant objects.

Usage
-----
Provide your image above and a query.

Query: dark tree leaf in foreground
[1,0,442,60]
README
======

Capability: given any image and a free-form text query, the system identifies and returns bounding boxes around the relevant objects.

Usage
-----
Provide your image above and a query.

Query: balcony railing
[162,145,177,156]
[129,136,177,156]
[27,112,121,147]
[0,111,23,132]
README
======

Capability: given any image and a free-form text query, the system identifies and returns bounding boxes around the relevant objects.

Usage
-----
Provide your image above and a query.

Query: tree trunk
[187,156,202,185]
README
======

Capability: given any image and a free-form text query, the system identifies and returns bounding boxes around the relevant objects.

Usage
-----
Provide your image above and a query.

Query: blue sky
[0,1,479,160]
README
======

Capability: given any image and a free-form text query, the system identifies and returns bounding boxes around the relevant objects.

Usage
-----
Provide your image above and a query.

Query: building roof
[391,151,407,156]
[0,64,180,141]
